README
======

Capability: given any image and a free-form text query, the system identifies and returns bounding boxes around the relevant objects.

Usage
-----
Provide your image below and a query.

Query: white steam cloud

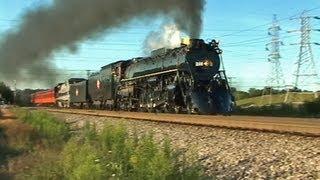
[143,23,183,54]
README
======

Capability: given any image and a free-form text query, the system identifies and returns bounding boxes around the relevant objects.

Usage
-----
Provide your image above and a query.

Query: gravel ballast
[51,112,320,179]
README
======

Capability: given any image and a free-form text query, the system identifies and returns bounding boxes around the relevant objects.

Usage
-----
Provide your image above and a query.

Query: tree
[0,82,14,104]
[15,89,39,106]
[248,88,263,98]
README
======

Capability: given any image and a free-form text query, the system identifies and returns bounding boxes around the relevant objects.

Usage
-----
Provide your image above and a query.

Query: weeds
[6,109,207,179]
[56,123,206,180]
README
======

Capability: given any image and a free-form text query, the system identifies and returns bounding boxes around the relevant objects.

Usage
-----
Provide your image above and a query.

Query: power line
[222,34,299,47]
[217,6,320,38]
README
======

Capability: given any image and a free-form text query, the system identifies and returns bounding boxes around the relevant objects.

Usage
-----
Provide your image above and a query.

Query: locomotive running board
[121,69,178,82]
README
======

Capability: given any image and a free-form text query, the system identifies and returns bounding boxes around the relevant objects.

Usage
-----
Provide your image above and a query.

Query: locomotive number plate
[195,60,214,67]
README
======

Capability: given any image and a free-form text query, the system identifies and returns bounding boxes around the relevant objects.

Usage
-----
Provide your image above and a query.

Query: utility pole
[227,77,236,87]
[13,80,17,105]
[263,14,284,105]
[86,70,91,79]
[288,11,320,92]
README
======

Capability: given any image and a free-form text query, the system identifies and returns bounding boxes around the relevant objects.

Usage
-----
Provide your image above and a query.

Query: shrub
[59,123,207,180]
[62,139,105,180]
[304,98,320,115]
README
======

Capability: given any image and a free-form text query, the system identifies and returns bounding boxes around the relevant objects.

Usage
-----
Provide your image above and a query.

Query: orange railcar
[31,89,56,106]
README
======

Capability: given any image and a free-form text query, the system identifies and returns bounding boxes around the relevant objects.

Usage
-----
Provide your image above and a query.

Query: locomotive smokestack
[181,37,191,46]
[0,0,205,86]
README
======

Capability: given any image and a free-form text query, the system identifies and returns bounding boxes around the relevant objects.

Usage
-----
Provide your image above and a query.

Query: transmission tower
[266,14,285,90]
[261,15,285,105]
[288,11,320,91]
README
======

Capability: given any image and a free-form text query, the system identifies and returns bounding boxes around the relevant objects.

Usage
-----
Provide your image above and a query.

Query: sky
[0,0,320,90]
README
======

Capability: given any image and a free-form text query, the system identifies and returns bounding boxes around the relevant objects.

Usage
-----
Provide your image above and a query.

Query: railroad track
[38,108,320,137]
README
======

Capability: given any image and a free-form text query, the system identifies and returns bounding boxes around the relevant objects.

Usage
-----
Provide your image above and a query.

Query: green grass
[236,92,318,107]
[235,98,320,117]
[21,123,208,180]
[56,123,206,180]
[7,110,209,180]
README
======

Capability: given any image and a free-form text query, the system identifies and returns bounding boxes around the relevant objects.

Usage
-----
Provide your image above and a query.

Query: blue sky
[0,0,320,90]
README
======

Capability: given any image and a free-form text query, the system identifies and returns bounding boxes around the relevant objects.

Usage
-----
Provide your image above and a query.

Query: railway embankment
[50,111,320,179]
[0,108,208,179]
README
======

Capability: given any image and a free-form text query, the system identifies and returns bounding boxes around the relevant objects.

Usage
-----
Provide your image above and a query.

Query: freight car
[31,89,56,106]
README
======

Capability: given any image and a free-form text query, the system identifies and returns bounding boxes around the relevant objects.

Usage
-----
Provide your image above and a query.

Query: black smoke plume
[0,0,205,86]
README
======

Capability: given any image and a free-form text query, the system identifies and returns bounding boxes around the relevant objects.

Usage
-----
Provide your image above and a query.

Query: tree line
[0,82,41,106]
[231,87,317,100]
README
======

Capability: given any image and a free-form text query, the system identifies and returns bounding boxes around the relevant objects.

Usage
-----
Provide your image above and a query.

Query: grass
[235,98,320,117]
[2,109,209,180]
[0,109,71,178]
[26,123,207,180]
[236,92,318,107]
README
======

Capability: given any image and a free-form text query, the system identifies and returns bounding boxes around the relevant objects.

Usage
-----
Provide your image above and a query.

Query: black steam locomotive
[57,38,234,114]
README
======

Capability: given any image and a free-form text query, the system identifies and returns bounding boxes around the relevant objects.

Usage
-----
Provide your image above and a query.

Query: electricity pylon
[263,14,285,105]
[266,14,285,90]
[285,11,320,102]
[288,11,320,91]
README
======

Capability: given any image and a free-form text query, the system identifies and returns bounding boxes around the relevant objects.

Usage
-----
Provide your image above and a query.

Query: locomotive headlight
[203,60,213,67]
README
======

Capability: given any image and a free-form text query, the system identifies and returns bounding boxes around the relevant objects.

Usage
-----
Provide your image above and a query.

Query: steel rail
[39,108,320,137]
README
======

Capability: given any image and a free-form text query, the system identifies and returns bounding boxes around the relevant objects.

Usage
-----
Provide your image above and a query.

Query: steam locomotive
[32,38,234,114]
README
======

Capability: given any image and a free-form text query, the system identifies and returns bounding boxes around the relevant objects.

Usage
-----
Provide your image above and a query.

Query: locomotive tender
[32,38,234,114]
